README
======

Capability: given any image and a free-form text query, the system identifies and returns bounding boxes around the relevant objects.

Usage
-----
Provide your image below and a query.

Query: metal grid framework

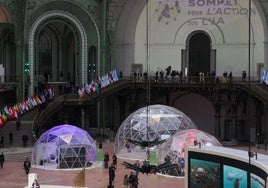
[157,129,222,176]
[32,124,96,169]
[114,104,197,159]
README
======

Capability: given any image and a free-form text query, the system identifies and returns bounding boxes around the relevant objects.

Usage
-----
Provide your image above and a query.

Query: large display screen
[189,158,220,188]
[188,151,267,188]
[251,173,265,188]
[223,165,247,188]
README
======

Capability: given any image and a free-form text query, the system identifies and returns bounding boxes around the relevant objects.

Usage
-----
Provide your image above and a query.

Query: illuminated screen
[251,173,265,188]
[188,151,267,188]
[189,158,220,188]
[223,165,247,188]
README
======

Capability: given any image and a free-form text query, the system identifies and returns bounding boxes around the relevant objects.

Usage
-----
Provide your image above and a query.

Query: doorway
[188,32,211,76]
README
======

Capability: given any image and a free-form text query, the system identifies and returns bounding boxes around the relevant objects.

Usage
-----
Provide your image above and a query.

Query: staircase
[1,148,32,162]
[0,109,38,162]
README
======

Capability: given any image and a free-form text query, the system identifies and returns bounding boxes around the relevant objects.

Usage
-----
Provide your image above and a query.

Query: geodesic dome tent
[157,129,222,176]
[115,104,196,160]
[32,124,96,169]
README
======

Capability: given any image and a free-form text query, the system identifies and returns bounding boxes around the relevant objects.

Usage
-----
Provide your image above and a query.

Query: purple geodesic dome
[32,124,96,169]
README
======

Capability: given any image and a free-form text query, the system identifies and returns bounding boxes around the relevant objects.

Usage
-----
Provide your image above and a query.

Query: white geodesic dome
[115,104,196,160]
[157,129,222,176]
[32,124,96,169]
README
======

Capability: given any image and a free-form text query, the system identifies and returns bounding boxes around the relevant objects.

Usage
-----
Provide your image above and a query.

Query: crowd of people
[132,67,248,84]
[0,131,29,148]
[101,141,140,188]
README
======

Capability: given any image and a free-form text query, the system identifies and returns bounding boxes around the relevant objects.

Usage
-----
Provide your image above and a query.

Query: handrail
[32,95,65,133]
[238,84,268,104]
[31,77,268,131]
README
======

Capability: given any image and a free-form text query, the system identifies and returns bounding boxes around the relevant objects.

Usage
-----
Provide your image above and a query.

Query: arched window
[38,31,52,77]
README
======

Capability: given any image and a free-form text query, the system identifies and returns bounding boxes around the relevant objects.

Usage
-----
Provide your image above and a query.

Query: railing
[32,95,65,132]
[128,75,261,84]
[31,75,268,130]
[0,75,19,83]
[40,76,265,101]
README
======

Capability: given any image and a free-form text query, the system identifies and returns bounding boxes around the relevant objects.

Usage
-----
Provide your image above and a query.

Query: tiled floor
[1,142,267,188]
[0,141,184,188]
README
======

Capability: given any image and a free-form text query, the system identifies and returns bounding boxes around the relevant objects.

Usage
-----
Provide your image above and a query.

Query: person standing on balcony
[242,70,247,81]
[228,71,233,82]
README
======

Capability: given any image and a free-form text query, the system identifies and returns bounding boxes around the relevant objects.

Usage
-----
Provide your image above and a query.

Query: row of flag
[0,87,55,128]
[262,70,268,85]
[78,69,120,97]
[0,69,120,127]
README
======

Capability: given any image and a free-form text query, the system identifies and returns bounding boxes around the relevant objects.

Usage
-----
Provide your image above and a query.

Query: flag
[112,69,119,81]
[8,106,16,119]
[90,80,96,93]
[39,93,46,103]
[109,72,114,83]
[262,70,268,85]
[0,114,6,128]
[105,74,110,86]
[78,86,84,97]
[3,106,9,114]
[98,76,103,89]
[84,83,90,95]
[35,95,42,105]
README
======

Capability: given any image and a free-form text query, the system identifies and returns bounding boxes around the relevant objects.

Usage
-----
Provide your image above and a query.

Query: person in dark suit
[23,157,31,175]
[9,131,13,145]
[109,163,116,187]
[22,135,29,147]
[104,152,109,169]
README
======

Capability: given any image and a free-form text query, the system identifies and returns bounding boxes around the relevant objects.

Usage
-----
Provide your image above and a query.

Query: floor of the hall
[1,141,267,188]
[0,141,184,188]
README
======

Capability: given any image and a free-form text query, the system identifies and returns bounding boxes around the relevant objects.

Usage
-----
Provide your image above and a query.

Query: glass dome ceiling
[114,104,196,160]
[32,124,96,169]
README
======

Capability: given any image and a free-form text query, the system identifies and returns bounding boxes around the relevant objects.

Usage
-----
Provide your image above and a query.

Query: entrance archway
[28,11,88,96]
[188,32,211,76]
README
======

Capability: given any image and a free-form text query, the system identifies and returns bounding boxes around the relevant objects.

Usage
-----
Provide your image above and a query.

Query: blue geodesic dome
[32,124,96,169]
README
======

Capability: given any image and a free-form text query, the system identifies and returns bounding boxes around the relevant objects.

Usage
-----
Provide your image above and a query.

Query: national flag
[39,93,46,103]
[98,76,103,89]
[112,69,119,81]
[0,114,6,128]
[35,95,42,105]
[105,74,110,86]
[8,106,16,119]
[109,72,114,83]
[90,80,96,93]
[78,86,84,97]
[262,70,268,85]
[84,83,90,95]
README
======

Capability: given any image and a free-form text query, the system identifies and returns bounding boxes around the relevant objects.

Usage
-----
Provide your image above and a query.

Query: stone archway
[28,10,88,95]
